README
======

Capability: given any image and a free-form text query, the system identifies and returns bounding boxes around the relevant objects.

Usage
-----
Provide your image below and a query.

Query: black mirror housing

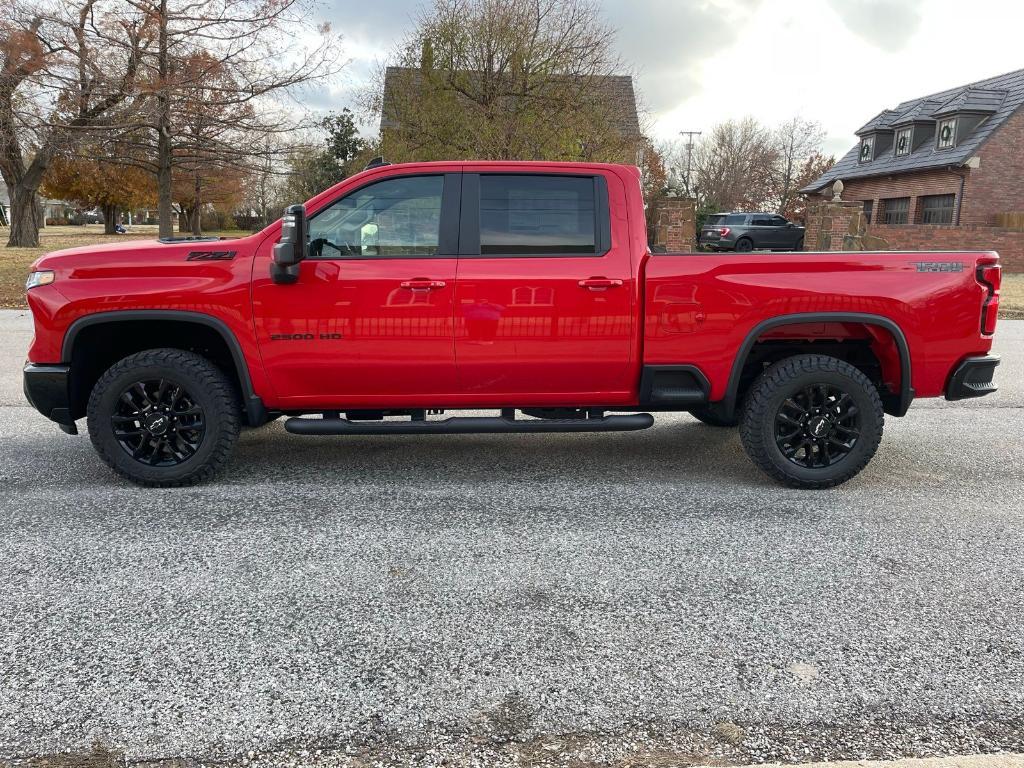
[271,204,307,284]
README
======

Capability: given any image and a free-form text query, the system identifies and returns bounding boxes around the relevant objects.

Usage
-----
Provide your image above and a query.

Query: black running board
[285,413,654,436]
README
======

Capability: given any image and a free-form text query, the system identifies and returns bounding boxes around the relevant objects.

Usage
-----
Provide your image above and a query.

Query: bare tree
[773,116,826,216]
[104,0,342,238]
[693,117,778,212]
[367,0,640,164]
[0,0,146,246]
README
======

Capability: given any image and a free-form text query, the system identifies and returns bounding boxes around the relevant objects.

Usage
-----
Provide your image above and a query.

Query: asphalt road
[1,310,1023,767]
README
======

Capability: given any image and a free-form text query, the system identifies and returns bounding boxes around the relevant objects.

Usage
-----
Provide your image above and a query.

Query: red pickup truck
[24,160,1001,488]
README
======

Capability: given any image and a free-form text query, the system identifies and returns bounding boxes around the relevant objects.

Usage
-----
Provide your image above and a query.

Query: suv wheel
[86,348,240,487]
[795,237,804,251]
[735,237,753,252]
[739,354,884,488]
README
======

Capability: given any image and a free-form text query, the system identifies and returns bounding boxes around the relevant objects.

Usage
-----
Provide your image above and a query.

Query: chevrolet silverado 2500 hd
[23,161,1001,488]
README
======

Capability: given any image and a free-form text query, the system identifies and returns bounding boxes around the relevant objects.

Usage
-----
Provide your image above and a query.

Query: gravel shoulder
[1,313,1022,766]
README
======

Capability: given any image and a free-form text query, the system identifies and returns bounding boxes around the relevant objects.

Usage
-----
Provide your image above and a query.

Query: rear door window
[751,216,771,226]
[479,175,598,255]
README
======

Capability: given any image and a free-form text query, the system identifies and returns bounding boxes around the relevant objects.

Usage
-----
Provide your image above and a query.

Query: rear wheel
[86,348,240,487]
[735,237,753,252]
[739,354,883,488]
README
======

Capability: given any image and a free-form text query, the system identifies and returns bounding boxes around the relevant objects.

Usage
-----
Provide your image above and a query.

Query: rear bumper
[945,355,1000,401]
[23,363,77,433]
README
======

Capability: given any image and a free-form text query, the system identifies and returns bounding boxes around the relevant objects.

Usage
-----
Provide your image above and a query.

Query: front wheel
[86,348,240,487]
[739,354,884,488]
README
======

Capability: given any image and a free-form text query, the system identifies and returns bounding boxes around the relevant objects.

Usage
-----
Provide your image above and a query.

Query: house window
[920,193,955,224]
[863,200,874,223]
[859,136,874,162]
[894,127,912,156]
[937,118,956,149]
[880,197,910,225]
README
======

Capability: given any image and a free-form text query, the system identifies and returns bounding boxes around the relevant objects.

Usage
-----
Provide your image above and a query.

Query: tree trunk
[7,185,42,248]
[191,172,202,236]
[102,204,119,234]
[156,0,174,240]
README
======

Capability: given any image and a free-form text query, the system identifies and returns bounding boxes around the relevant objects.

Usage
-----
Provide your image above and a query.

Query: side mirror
[270,204,306,284]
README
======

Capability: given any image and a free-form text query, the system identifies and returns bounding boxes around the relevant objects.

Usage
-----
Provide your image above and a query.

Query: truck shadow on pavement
[226,416,771,489]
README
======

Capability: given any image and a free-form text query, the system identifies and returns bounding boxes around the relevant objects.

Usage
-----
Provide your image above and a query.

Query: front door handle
[578,277,623,290]
[400,279,447,291]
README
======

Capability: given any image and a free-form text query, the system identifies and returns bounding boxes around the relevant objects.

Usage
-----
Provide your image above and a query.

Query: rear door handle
[400,279,447,291]
[578,277,623,290]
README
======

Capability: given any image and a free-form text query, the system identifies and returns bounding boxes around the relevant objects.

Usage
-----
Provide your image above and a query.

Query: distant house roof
[803,67,1024,193]
[380,67,641,138]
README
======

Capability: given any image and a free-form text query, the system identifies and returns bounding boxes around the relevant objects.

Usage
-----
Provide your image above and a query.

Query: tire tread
[86,348,240,487]
[739,354,884,489]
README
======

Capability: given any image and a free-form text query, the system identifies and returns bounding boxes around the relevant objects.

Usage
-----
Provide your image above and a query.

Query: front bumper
[23,363,78,434]
[945,355,1000,401]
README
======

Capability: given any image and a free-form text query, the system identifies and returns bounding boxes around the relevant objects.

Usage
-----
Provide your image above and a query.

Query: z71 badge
[912,261,964,273]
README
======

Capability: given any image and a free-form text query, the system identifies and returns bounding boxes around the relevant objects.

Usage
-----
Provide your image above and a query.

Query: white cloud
[316,0,1024,158]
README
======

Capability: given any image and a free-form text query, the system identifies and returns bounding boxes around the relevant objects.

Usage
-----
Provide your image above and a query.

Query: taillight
[719,227,731,237]
[977,262,1001,335]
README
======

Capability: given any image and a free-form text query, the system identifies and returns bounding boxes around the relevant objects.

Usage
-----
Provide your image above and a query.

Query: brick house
[801,67,1024,270]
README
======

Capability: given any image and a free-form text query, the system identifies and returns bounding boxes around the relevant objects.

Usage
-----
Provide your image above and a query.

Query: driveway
[1,310,1022,766]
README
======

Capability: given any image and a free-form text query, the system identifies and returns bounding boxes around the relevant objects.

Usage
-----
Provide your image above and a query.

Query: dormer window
[937,118,957,149]
[894,127,912,156]
[860,136,874,162]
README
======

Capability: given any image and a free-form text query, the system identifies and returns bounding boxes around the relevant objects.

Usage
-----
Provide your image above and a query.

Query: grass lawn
[1002,274,1024,319]
[0,224,247,308]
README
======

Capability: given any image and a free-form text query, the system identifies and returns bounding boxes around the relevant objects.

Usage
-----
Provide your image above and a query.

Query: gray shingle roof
[803,67,1024,193]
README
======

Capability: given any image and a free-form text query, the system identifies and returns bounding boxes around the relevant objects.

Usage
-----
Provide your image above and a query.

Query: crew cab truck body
[23,161,1002,488]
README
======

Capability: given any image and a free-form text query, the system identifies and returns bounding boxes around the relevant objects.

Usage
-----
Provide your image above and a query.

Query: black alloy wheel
[735,237,754,252]
[112,378,206,466]
[87,348,240,487]
[739,354,884,489]
[774,383,860,469]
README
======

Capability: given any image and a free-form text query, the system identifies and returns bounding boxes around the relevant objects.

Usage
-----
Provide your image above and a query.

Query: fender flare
[62,310,268,425]
[721,312,914,418]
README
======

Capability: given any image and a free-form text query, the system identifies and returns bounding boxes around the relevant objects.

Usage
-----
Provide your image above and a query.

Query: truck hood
[30,236,255,272]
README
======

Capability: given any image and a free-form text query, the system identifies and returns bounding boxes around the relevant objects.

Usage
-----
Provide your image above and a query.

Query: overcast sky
[312,0,1024,159]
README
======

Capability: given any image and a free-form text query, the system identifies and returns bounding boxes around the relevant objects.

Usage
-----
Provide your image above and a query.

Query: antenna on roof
[365,156,391,170]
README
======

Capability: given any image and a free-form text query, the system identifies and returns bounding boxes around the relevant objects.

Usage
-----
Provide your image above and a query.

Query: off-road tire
[689,405,740,427]
[87,348,240,487]
[739,354,884,489]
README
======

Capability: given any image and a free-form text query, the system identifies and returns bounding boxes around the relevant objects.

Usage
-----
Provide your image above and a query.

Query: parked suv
[699,212,805,252]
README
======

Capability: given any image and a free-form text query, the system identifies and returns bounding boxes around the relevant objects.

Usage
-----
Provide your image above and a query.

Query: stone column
[649,196,696,252]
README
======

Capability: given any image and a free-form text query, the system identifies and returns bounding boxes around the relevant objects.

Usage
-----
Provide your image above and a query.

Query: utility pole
[679,130,701,197]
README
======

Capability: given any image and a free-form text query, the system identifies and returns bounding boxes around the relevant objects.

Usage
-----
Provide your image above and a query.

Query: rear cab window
[479,175,599,255]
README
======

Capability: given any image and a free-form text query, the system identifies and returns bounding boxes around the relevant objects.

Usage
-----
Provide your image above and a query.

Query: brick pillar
[804,199,872,251]
[649,196,696,252]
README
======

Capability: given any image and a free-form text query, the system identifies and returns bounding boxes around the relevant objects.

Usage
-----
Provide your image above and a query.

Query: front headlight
[25,271,55,291]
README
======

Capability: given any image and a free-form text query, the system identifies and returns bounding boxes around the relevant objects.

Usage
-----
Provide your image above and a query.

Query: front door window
[308,175,444,259]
